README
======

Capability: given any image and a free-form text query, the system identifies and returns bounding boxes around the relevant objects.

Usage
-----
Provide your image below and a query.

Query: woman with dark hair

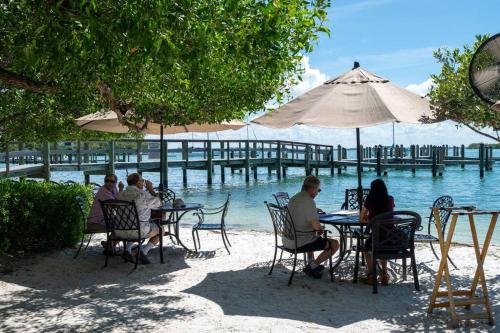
[360,179,394,285]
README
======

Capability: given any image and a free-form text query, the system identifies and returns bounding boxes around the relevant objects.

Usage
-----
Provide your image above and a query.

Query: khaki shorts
[86,223,107,234]
[113,223,160,240]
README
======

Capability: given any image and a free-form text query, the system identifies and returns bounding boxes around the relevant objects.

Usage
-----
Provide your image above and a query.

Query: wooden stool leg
[468,214,496,326]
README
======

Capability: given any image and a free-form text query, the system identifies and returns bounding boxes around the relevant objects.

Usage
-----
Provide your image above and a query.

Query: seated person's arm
[309,219,323,233]
[360,207,369,223]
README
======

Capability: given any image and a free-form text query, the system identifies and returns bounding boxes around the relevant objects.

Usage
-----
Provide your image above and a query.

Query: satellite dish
[469,33,500,109]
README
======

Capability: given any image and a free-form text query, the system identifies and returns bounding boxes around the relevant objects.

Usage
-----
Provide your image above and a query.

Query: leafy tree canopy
[429,34,500,142]
[0,0,330,144]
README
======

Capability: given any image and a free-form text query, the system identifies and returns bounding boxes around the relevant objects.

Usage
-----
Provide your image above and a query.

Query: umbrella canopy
[252,62,436,210]
[492,101,500,111]
[76,110,247,134]
[252,63,433,129]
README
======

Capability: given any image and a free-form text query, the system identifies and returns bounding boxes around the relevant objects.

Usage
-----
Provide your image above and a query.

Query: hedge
[0,180,93,254]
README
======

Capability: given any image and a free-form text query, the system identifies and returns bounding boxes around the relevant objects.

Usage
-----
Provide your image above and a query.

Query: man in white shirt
[117,173,162,264]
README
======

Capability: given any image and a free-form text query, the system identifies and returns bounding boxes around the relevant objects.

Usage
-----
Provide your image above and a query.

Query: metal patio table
[319,213,363,273]
[152,203,203,252]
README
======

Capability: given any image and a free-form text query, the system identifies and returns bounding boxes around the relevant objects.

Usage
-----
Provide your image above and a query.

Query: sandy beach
[1,228,499,332]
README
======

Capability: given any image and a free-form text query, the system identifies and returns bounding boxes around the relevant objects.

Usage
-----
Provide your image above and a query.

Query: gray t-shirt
[283,190,318,249]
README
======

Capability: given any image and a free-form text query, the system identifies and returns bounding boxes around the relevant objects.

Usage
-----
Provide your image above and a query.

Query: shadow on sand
[183,256,500,331]
[0,244,192,332]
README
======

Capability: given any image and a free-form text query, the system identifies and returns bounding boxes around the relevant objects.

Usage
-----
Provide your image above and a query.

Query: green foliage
[0,180,93,254]
[429,35,500,142]
[0,0,330,144]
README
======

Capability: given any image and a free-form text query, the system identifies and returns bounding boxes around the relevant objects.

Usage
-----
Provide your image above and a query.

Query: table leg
[171,210,193,252]
[330,225,347,272]
[428,211,458,325]
[467,214,496,326]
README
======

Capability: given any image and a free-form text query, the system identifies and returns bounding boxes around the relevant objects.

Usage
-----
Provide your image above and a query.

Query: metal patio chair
[353,210,421,294]
[100,199,163,270]
[273,191,290,207]
[192,194,231,254]
[414,195,457,269]
[266,201,333,286]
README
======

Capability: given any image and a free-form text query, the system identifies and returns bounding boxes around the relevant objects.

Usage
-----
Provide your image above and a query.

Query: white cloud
[406,78,434,96]
[291,56,328,97]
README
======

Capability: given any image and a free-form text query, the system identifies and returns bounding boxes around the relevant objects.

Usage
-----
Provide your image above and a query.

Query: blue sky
[163,0,500,146]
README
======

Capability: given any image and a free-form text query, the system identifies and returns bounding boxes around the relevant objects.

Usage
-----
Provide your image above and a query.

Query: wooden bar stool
[427,208,498,328]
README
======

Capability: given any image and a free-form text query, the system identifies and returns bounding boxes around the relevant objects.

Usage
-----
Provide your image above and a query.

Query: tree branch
[464,124,500,143]
[0,67,56,93]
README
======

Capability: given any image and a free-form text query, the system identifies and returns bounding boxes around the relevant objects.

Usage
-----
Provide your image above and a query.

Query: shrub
[0,180,93,254]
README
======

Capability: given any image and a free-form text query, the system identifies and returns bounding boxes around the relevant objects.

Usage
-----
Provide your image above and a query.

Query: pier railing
[0,140,497,184]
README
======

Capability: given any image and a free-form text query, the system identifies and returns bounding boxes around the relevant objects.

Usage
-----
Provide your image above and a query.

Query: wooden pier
[0,140,497,185]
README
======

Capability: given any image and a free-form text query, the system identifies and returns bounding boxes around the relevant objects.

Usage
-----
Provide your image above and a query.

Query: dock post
[337,145,342,174]
[136,140,142,171]
[220,142,225,183]
[376,146,381,177]
[431,146,437,177]
[411,145,416,173]
[4,143,10,177]
[416,144,420,158]
[43,142,51,181]
[108,140,115,175]
[330,146,334,176]
[182,141,188,186]
[162,140,168,188]
[207,141,213,185]
[83,142,90,163]
[18,143,24,165]
[305,144,311,176]
[485,144,490,171]
[244,141,250,182]
[276,141,282,180]
[489,146,493,171]
[479,143,484,178]
[460,144,465,168]
[84,173,90,184]
[76,140,81,171]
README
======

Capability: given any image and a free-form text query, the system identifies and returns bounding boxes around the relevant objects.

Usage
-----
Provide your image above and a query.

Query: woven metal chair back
[265,202,295,242]
[90,182,101,198]
[429,195,454,233]
[273,192,290,208]
[369,211,421,254]
[159,188,176,205]
[343,188,370,210]
[100,199,140,233]
[74,195,87,221]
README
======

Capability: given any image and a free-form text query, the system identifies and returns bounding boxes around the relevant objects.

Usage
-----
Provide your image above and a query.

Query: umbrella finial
[353,61,360,69]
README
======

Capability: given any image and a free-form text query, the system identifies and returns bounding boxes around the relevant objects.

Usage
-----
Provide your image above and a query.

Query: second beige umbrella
[252,62,436,209]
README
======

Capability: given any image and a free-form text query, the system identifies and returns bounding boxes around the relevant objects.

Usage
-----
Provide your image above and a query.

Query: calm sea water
[3,149,499,244]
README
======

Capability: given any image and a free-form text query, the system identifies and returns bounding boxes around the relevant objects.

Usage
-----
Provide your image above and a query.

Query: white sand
[1,228,499,332]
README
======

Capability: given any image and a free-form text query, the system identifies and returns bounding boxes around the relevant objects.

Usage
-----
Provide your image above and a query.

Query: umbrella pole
[356,128,363,211]
[160,125,164,193]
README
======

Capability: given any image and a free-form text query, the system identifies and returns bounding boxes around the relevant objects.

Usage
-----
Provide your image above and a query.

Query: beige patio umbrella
[76,110,246,187]
[252,62,435,208]
[76,110,246,134]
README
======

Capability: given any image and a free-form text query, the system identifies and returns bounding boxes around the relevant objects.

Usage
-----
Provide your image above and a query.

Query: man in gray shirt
[285,175,339,278]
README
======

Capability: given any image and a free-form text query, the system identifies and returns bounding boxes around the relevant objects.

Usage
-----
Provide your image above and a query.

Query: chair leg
[223,229,231,247]
[402,258,407,281]
[221,229,231,255]
[430,240,440,261]
[74,233,86,259]
[329,251,333,282]
[354,238,360,283]
[134,242,140,270]
[159,227,164,264]
[288,252,298,286]
[192,229,198,253]
[104,235,110,268]
[411,253,420,291]
[372,257,378,294]
[269,245,278,275]
[84,233,93,252]
[196,229,201,249]
[278,249,284,263]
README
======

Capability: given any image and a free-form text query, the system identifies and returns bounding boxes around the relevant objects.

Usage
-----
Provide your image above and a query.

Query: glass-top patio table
[319,211,363,273]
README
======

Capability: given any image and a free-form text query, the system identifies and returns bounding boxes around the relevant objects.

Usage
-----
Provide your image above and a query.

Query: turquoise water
[53,162,499,245]
[3,149,499,244]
